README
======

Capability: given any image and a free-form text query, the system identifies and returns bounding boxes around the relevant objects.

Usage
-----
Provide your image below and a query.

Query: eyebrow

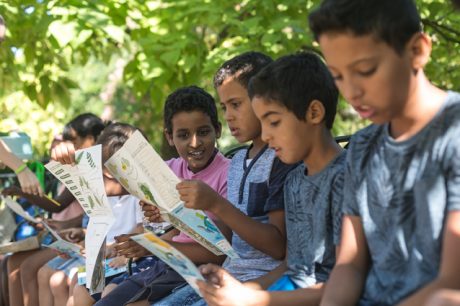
[261,110,281,120]
[175,125,212,132]
[348,56,379,68]
[328,56,379,71]
[222,97,241,104]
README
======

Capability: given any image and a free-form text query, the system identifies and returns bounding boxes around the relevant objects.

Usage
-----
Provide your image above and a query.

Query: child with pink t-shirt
[83,86,231,306]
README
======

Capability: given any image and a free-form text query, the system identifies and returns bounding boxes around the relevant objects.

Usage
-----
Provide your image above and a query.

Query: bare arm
[212,200,286,260]
[397,211,460,306]
[2,185,75,213]
[320,215,370,306]
[0,139,43,196]
[177,179,286,260]
[243,261,287,290]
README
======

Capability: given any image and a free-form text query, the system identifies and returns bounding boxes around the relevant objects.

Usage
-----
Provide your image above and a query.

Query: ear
[408,32,432,71]
[215,123,222,139]
[164,129,175,146]
[306,100,326,125]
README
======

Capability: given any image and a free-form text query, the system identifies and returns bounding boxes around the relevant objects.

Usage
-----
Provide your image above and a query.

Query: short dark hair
[248,52,338,130]
[96,122,143,162]
[163,86,219,133]
[213,51,273,89]
[309,0,422,54]
[63,113,105,141]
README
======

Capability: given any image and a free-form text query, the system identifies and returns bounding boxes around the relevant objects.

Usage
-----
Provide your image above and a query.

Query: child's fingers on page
[55,143,76,164]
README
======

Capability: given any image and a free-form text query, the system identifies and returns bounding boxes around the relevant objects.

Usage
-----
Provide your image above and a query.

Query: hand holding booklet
[45,145,114,294]
[105,130,238,259]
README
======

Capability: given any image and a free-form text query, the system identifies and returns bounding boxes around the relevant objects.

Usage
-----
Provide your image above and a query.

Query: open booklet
[105,130,238,259]
[131,231,205,296]
[77,257,127,286]
[1,196,82,255]
[45,145,114,294]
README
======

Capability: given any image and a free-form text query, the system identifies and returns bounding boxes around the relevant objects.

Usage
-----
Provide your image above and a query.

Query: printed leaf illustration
[88,196,95,209]
[94,196,102,207]
[75,152,84,164]
[139,183,154,202]
[86,152,96,168]
[121,158,130,171]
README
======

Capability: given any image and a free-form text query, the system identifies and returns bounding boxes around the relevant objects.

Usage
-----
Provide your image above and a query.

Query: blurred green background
[1,0,459,160]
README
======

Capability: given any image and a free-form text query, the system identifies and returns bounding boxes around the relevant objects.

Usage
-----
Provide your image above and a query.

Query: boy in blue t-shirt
[194,52,345,306]
[307,0,460,305]
[150,52,297,306]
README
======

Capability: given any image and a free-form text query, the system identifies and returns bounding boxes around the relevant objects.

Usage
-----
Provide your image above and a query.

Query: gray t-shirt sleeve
[447,138,460,212]
[331,169,345,245]
[342,141,360,216]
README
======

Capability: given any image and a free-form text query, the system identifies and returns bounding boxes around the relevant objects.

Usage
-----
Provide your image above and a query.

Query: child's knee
[49,271,67,292]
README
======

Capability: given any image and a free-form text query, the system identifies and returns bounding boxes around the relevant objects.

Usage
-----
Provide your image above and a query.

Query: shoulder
[348,124,384,152]
[213,152,231,169]
[229,147,248,165]
[285,163,305,185]
[345,124,384,171]
[438,91,460,134]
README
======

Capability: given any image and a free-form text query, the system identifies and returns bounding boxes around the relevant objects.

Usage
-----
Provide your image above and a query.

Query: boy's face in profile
[166,110,220,173]
[318,32,416,125]
[252,96,312,165]
[217,78,262,144]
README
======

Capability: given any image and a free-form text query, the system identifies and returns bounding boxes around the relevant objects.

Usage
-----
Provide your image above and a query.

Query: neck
[248,137,266,159]
[390,71,447,141]
[304,129,343,176]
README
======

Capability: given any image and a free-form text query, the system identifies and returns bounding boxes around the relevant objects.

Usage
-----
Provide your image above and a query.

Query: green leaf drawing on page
[75,152,84,164]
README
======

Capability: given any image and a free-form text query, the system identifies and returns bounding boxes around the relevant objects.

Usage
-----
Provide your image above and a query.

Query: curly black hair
[213,51,273,89]
[163,86,219,134]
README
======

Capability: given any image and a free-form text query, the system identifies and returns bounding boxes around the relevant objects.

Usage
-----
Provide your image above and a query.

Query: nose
[189,133,201,148]
[341,78,364,105]
[224,108,234,122]
[260,127,271,144]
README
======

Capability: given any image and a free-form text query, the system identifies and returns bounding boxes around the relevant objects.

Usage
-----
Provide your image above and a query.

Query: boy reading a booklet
[309,0,460,305]
[42,123,144,306]
[55,86,231,306]
[150,52,297,306]
[195,52,345,306]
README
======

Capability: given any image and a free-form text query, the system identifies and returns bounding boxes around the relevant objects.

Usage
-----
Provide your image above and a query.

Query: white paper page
[105,131,181,212]
[131,232,204,296]
[105,147,164,211]
[45,145,112,217]
[43,239,82,256]
[85,215,114,293]
[105,131,238,258]
[45,145,115,294]
[2,196,38,223]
